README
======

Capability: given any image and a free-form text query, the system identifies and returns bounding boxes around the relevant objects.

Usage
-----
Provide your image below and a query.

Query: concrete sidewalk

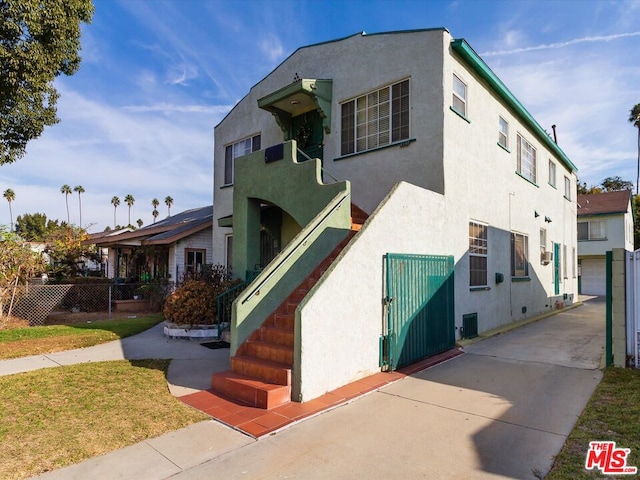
[19,299,604,479]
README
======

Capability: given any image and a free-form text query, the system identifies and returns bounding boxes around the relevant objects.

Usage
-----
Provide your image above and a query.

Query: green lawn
[0,360,209,480]
[547,367,640,479]
[0,314,164,359]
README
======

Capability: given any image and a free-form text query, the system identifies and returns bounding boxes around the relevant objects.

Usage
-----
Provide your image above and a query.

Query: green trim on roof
[451,38,577,173]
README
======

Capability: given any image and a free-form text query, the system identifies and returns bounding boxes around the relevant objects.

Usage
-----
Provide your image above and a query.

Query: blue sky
[2,0,640,232]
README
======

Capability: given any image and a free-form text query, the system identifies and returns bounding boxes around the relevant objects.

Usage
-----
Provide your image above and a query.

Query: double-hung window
[340,79,409,156]
[469,222,488,287]
[498,117,509,149]
[185,248,206,274]
[517,134,537,183]
[224,134,261,185]
[548,160,556,187]
[511,232,529,278]
[564,176,571,200]
[452,74,467,116]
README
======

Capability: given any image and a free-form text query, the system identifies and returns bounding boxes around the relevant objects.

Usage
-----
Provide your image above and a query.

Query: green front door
[291,110,323,161]
[554,243,561,295]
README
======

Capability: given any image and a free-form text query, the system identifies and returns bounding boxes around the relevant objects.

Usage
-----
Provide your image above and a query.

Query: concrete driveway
[167,298,604,480]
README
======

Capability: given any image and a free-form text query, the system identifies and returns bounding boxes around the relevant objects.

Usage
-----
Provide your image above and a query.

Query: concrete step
[211,370,291,409]
[230,355,291,386]
[244,340,294,364]
[260,325,294,347]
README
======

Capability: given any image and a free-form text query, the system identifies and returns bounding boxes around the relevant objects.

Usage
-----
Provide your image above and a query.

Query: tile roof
[577,190,632,216]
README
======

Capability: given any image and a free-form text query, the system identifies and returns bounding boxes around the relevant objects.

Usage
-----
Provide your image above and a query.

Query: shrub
[163,278,242,327]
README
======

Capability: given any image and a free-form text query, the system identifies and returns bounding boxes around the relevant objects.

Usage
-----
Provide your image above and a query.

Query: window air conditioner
[541,251,553,265]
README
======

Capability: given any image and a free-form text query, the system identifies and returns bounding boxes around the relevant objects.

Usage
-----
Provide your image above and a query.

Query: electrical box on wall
[495,272,504,284]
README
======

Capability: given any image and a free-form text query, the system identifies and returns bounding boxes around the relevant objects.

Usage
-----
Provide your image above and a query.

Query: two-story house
[577,190,634,295]
[209,29,578,408]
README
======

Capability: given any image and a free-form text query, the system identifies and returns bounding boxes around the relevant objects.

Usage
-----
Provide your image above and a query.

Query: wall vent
[461,313,478,339]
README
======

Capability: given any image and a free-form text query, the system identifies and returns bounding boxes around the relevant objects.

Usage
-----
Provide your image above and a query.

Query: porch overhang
[218,214,233,228]
[258,79,332,138]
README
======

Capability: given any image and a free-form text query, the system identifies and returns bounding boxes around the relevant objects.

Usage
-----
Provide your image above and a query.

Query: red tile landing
[179,348,463,438]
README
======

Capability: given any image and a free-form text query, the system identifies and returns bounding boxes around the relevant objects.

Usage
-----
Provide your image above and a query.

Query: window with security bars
[511,232,529,277]
[517,134,536,183]
[469,221,488,287]
[340,79,409,155]
[224,134,261,185]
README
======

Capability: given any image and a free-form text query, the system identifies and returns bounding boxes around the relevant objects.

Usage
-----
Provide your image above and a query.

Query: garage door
[580,258,606,296]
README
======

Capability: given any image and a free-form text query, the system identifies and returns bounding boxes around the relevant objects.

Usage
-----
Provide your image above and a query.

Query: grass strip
[0,359,209,480]
[547,367,640,479]
[0,314,164,359]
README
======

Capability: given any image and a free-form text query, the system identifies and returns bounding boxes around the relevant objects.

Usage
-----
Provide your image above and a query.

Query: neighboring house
[210,29,578,407]
[89,206,213,282]
[577,190,634,295]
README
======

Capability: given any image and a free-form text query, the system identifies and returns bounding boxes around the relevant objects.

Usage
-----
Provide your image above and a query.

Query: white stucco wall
[296,182,451,401]
[578,213,634,257]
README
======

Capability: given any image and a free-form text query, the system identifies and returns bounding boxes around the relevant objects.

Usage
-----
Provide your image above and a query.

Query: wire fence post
[108,285,112,320]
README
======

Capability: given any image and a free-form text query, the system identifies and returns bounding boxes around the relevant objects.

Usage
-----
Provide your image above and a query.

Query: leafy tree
[136,218,143,228]
[15,212,59,241]
[110,195,120,228]
[73,185,85,226]
[0,0,94,165]
[60,184,72,223]
[3,188,15,229]
[165,195,173,217]
[44,224,98,279]
[0,226,45,327]
[602,176,633,192]
[629,104,640,195]
[124,194,135,226]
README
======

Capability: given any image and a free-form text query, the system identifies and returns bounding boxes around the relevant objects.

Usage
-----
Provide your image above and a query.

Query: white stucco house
[209,29,579,408]
[577,190,634,295]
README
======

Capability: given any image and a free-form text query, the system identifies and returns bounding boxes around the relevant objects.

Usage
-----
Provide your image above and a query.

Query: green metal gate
[381,253,455,370]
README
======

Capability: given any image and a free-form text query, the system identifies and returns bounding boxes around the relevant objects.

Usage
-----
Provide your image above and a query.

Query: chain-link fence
[4,280,173,326]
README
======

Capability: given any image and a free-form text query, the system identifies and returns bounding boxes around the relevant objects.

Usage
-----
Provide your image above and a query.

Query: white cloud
[259,34,285,63]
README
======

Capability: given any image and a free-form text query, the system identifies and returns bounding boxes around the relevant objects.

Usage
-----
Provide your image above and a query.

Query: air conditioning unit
[541,251,553,265]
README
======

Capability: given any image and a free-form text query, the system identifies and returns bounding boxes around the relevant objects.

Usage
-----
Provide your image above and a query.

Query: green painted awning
[258,79,332,137]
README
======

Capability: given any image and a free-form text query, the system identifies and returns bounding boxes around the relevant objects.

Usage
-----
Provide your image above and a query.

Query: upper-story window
[517,134,536,184]
[224,134,261,185]
[340,79,409,156]
[578,220,606,240]
[548,160,556,187]
[498,117,509,149]
[452,74,467,116]
[564,175,572,200]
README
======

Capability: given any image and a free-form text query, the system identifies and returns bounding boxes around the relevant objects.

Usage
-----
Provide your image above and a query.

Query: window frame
[340,79,410,156]
[564,175,572,200]
[223,134,261,185]
[578,220,607,241]
[498,116,509,150]
[516,134,537,184]
[452,74,467,117]
[184,248,206,274]
[469,221,488,287]
[511,232,529,278]
[548,160,556,188]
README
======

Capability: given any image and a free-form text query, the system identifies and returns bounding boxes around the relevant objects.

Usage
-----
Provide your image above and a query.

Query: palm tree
[629,104,640,195]
[124,194,135,226]
[3,188,15,230]
[136,218,143,228]
[164,196,173,217]
[60,184,72,223]
[151,198,160,223]
[73,185,85,227]
[111,196,120,228]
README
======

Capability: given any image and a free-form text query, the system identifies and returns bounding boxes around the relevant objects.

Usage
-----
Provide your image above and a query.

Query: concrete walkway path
[24,298,604,479]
